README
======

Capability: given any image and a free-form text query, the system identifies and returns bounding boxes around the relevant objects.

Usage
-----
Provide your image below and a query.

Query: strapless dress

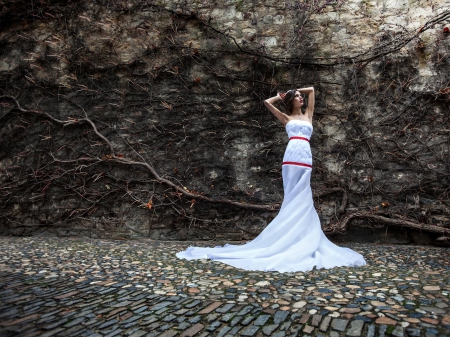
[176,120,366,272]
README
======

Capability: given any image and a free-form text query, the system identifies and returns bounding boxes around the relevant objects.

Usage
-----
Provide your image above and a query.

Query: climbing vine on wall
[0,0,449,242]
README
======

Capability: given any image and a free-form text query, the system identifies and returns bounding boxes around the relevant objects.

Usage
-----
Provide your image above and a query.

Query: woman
[176,87,366,272]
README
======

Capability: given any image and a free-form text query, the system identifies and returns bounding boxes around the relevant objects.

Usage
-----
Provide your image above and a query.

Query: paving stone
[273,310,289,324]
[150,301,172,310]
[240,325,260,336]
[262,308,276,315]
[331,318,349,331]
[378,324,387,337]
[128,331,147,337]
[384,313,401,321]
[38,309,61,319]
[185,300,201,309]
[262,324,279,335]
[216,303,235,313]
[133,306,149,314]
[230,315,243,326]
[271,332,286,337]
[227,326,243,335]
[237,306,254,316]
[141,315,158,325]
[435,302,449,309]
[162,314,177,322]
[311,314,322,326]
[375,317,397,325]
[421,317,439,325]
[420,307,446,314]
[405,328,422,337]
[160,323,176,332]
[173,308,190,315]
[104,329,124,337]
[346,319,364,336]
[205,320,221,332]
[254,314,270,326]
[280,321,292,331]
[63,317,85,328]
[38,328,66,337]
[98,319,119,330]
[241,315,255,326]
[177,321,191,330]
[42,317,69,330]
[216,326,232,337]
[220,312,235,323]
[157,330,178,337]
[36,315,58,325]
[57,324,87,336]
[391,326,404,337]
[121,314,143,325]
[188,315,202,324]
[202,313,218,323]
[53,291,80,300]
[155,307,170,315]
[319,316,331,332]
[141,331,160,337]
[298,314,311,324]
[179,323,204,337]
[198,302,222,314]
[303,325,314,334]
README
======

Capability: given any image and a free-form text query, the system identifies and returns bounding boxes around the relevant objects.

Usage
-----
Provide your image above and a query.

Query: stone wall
[0,0,449,244]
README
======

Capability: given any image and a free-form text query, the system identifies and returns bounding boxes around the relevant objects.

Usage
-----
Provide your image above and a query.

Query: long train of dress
[176,120,366,272]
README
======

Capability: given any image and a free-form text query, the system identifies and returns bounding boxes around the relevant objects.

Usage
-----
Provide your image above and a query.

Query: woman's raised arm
[264,93,289,126]
[297,87,315,121]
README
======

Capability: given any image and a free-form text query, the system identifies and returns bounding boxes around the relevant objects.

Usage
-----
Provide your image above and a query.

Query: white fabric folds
[176,120,366,272]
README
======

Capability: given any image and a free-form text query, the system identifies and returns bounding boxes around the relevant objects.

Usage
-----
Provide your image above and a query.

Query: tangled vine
[0,0,449,241]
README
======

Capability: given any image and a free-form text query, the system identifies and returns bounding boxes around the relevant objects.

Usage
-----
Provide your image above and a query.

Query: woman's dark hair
[283,89,297,114]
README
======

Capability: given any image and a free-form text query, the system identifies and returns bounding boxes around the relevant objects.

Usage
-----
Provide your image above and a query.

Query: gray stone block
[346,320,364,336]
[331,318,349,332]
[319,316,331,332]
[240,325,260,336]
[262,324,279,335]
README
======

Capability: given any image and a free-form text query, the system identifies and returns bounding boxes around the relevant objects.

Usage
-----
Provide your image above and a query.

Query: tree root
[323,211,450,235]
[313,187,348,218]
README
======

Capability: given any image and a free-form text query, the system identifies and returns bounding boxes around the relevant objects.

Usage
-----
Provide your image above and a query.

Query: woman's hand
[278,92,286,99]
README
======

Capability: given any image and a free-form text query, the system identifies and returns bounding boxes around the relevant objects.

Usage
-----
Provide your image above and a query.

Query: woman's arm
[264,93,289,126]
[297,87,315,121]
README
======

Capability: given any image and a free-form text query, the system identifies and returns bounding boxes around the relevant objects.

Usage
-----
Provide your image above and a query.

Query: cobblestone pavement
[0,237,449,337]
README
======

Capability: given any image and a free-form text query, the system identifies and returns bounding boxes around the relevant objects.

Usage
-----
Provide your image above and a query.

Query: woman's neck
[291,108,303,116]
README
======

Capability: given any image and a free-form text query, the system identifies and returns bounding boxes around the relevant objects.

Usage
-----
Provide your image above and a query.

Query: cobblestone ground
[0,237,449,337]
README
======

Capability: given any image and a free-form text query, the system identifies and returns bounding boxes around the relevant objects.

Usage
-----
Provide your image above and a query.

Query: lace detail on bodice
[285,120,313,139]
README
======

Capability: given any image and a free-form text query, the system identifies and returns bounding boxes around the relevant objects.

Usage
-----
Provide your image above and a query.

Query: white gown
[176,120,366,272]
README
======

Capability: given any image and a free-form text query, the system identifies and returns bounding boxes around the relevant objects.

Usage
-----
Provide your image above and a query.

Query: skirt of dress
[176,165,366,272]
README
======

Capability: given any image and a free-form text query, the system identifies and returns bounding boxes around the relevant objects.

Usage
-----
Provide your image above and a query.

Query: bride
[176,87,366,272]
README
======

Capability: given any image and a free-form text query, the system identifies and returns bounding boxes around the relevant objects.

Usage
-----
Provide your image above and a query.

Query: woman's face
[292,91,304,108]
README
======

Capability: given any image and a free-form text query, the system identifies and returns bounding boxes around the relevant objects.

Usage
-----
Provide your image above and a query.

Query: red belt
[289,136,309,142]
[282,161,312,168]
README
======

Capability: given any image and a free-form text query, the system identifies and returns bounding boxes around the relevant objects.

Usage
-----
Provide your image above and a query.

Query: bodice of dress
[285,120,313,139]
[283,120,313,166]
